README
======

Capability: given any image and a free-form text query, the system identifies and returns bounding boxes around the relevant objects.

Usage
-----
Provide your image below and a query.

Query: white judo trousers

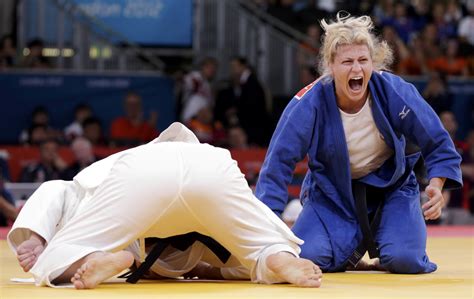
[8,123,303,287]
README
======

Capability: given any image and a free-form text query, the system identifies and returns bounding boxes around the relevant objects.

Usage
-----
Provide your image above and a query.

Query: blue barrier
[0,71,175,143]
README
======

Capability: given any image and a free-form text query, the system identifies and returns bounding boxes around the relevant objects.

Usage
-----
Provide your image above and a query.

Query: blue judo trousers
[255,71,462,273]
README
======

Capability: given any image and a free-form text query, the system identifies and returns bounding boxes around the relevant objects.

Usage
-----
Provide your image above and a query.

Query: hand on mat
[423,183,444,220]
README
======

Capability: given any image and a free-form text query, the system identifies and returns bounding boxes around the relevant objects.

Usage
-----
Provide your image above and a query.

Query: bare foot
[266,252,322,288]
[71,251,134,289]
[16,233,45,272]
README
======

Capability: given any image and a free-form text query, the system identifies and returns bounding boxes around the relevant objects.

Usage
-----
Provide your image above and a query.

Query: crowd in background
[254,0,474,77]
[0,0,473,225]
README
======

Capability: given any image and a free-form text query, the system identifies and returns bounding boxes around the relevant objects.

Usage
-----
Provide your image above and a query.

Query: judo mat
[1,226,472,299]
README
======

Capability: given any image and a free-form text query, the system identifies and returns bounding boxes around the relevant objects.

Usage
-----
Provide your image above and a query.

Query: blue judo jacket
[255,71,462,267]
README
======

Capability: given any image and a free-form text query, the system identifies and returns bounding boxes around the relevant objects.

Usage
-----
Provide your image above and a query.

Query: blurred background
[0,0,472,227]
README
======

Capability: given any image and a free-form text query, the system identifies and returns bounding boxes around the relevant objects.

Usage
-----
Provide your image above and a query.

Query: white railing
[194,0,316,96]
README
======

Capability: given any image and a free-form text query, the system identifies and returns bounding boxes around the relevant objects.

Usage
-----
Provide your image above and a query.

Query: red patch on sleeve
[294,77,321,100]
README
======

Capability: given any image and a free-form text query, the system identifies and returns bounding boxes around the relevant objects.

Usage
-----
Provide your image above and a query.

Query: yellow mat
[1,237,473,299]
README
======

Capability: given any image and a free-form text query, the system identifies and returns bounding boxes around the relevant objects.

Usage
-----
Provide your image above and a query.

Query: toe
[73,279,85,289]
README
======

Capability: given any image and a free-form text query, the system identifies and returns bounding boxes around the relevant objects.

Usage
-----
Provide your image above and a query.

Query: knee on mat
[380,248,433,274]
[299,246,333,271]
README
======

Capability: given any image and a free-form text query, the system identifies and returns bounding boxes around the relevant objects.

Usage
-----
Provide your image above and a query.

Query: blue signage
[74,0,193,46]
[0,72,175,144]
[24,0,193,46]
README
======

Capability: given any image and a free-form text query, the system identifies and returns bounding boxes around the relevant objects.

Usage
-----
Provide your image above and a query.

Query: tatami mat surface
[1,228,473,298]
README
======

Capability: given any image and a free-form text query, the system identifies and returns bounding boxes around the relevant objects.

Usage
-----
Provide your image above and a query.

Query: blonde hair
[318,12,393,78]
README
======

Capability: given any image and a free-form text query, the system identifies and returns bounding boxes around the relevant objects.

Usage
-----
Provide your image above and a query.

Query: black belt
[347,182,383,267]
[119,232,231,283]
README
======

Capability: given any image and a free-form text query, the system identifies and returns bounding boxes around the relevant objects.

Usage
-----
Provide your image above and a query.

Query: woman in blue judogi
[255,13,462,273]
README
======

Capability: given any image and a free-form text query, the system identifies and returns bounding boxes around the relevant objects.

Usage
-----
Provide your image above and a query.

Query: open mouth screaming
[348,76,363,92]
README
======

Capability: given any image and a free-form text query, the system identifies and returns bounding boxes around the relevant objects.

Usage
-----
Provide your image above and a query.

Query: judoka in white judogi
[7,123,320,288]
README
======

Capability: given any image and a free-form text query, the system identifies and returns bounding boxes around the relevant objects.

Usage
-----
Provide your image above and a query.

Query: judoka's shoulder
[376,71,413,88]
[292,76,328,103]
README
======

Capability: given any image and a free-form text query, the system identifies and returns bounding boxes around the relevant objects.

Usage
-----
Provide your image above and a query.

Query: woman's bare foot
[266,252,322,288]
[71,251,134,289]
[16,233,45,272]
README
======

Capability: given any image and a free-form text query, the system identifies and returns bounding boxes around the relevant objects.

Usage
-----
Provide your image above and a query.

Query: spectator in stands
[421,23,443,63]
[110,91,158,146]
[422,71,453,114]
[372,0,395,26]
[381,25,409,73]
[428,38,469,76]
[20,139,66,183]
[410,0,430,32]
[439,111,468,151]
[431,1,458,42]
[27,124,49,146]
[381,2,415,44]
[64,103,93,142]
[19,38,50,69]
[398,34,429,75]
[181,57,218,122]
[0,34,16,69]
[298,24,322,66]
[82,117,106,146]
[19,106,62,145]
[0,172,17,226]
[214,76,240,129]
[458,3,474,46]
[229,57,269,146]
[444,0,463,26]
[227,126,249,150]
[183,94,226,145]
[61,137,98,181]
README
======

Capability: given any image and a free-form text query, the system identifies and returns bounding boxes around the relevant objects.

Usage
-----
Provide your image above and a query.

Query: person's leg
[376,175,437,274]
[29,144,183,287]
[291,202,334,272]
[8,180,77,250]
[178,144,321,287]
[8,180,78,272]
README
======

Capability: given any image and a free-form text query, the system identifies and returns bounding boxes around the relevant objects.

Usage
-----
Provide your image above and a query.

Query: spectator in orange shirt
[185,95,226,145]
[427,38,469,77]
[110,91,159,146]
